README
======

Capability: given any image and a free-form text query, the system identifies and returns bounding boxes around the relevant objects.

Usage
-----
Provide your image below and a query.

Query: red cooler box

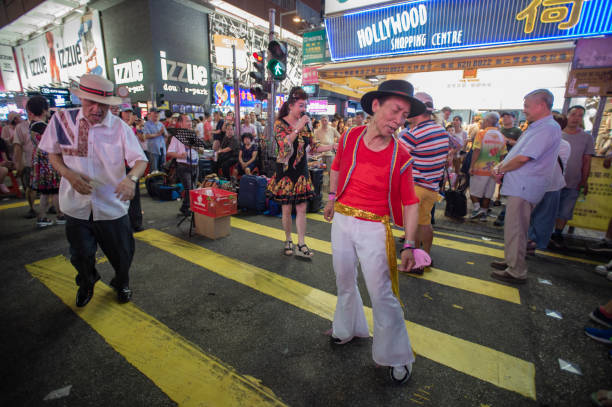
[190,187,238,218]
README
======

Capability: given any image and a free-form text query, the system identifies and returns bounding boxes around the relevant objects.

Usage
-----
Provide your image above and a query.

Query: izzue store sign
[325,0,612,61]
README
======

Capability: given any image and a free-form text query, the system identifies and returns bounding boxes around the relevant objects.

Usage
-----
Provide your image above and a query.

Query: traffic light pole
[232,44,240,136]
[267,8,276,146]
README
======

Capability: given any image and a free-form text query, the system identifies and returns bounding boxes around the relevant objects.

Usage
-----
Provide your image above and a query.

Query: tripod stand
[169,128,206,237]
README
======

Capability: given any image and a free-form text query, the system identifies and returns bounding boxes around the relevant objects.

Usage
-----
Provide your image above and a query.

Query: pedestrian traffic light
[250,51,268,101]
[250,51,266,85]
[267,40,287,81]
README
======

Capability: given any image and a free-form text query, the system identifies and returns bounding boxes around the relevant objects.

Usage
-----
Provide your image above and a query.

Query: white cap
[414,92,434,113]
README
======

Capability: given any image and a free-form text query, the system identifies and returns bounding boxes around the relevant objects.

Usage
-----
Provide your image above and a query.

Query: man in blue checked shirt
[143,108,168,172]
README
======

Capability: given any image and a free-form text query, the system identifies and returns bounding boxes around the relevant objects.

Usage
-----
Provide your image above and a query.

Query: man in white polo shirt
[39,74,148,307]
[167,114,199,216]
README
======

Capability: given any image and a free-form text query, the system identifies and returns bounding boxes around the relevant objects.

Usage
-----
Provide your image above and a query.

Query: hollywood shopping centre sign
[325,0,612,61]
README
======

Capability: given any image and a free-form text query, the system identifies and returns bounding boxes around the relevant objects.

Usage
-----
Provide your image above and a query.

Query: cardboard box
[190,187,237,218]
[194,213,231,239]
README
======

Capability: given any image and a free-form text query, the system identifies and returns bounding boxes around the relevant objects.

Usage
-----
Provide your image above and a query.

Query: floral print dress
[267,118,319,205]
[30,121,60,194]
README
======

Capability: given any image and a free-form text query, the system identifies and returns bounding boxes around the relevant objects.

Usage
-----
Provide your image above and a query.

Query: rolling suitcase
[307,168,324,213]
[238,175,268,212]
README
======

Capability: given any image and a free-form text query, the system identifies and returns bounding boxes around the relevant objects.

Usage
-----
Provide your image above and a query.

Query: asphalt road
[1,191,610,407]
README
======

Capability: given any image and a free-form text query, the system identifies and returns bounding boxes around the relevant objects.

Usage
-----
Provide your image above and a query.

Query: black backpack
[444,167,468,219]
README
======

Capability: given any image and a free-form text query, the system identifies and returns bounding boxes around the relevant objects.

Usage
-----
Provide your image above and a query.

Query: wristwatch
[129,175,139,183]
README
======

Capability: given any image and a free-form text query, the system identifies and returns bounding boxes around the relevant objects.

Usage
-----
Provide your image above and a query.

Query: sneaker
[36,217,54,228]
[595,261,612,275]
[584,327,612,345]
[589,307,612,328]
[479,212,488,222]
[389,364,413,385]
[469,209,483,219]
[55,215,67,225]
[590,239,612,253]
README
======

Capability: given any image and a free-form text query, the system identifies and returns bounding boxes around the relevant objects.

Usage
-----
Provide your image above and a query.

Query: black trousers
[176,163,198,212]
[128,177,142,229]
[217,157,238,179]
[65,214,135,289]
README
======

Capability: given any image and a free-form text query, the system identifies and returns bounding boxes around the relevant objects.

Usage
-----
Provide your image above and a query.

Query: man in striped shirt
[399,92,450,262]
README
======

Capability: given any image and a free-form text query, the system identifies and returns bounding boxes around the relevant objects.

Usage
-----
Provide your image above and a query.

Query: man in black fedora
[323,80,425,385]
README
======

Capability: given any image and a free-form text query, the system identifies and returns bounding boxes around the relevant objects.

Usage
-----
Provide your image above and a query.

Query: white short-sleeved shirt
[167,136,199,165]
[501,115,561,204]
[195,122,204,139]
[548,139,571,192]
[13,120,33,167]
[38,108,147,221]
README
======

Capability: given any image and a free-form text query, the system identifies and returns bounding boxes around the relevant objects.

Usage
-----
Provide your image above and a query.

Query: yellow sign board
[319,49,574,79]
[569,157,612,231]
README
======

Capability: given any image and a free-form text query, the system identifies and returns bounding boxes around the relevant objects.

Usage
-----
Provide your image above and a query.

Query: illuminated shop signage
[112,57,145,93]
[15,10,106,88]
[214,83,286,109]
[325,0,612,61]
[160,50,208,96]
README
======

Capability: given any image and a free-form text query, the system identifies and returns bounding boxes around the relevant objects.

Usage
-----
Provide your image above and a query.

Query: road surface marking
[306,213,598,265]
[135,228,537,400]
[26,255,287,407]
[0,199,39,211]
[231,217,521,304]
[0,182,146,211]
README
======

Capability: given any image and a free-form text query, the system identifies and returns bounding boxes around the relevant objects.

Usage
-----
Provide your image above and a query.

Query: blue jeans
[147,152,165,172]
[528,190,561,249]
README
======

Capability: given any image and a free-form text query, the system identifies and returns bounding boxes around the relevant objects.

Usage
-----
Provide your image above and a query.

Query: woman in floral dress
[28,96,63,227]
[268,87,333,258]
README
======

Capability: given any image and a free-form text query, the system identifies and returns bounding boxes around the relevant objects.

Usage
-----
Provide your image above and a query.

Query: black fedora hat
[360,80,426,118]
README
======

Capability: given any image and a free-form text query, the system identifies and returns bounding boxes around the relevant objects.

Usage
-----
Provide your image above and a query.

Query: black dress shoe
[132,225,144,232]
[76,286,94,307]
[491,260,508,270]
[117,287,132,303]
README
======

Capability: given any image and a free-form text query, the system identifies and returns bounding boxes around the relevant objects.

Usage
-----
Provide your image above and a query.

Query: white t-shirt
[168,136,199,165]
[549,139,571,192]
[195,122,204,139]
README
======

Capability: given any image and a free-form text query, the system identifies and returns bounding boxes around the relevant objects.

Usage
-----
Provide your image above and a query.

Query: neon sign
[325,0,612,62]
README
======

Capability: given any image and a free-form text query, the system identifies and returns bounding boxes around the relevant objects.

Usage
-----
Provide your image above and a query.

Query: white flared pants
[331,212,415,367]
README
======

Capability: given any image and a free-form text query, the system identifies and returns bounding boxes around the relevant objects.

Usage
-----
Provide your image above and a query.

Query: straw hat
[70,74,122,105]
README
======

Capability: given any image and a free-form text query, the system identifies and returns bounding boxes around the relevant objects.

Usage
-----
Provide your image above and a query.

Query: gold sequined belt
[334,201,401,306]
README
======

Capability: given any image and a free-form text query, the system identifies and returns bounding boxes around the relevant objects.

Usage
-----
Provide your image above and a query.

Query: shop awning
[0,0,91,46]
[315,41,575,100]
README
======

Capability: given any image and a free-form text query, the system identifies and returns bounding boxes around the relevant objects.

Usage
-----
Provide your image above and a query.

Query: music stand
[168,128,207,237]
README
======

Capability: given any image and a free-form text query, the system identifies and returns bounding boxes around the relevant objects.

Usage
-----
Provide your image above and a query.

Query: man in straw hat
[323,79,425,385]
[39,74,148,307]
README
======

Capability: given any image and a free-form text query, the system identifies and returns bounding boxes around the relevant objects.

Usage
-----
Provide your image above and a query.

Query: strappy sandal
[295,244,314,258]
[283,241,294,256]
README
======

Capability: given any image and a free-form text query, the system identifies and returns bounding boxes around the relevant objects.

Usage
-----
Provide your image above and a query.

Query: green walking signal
[267,40,288,81]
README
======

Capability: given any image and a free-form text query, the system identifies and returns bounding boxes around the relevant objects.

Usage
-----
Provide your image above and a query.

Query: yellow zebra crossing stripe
[306,213,599,265]
[26,255,287,407]
[0,199,40,211]
[135,229,536,400]
[230,217,521,304]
